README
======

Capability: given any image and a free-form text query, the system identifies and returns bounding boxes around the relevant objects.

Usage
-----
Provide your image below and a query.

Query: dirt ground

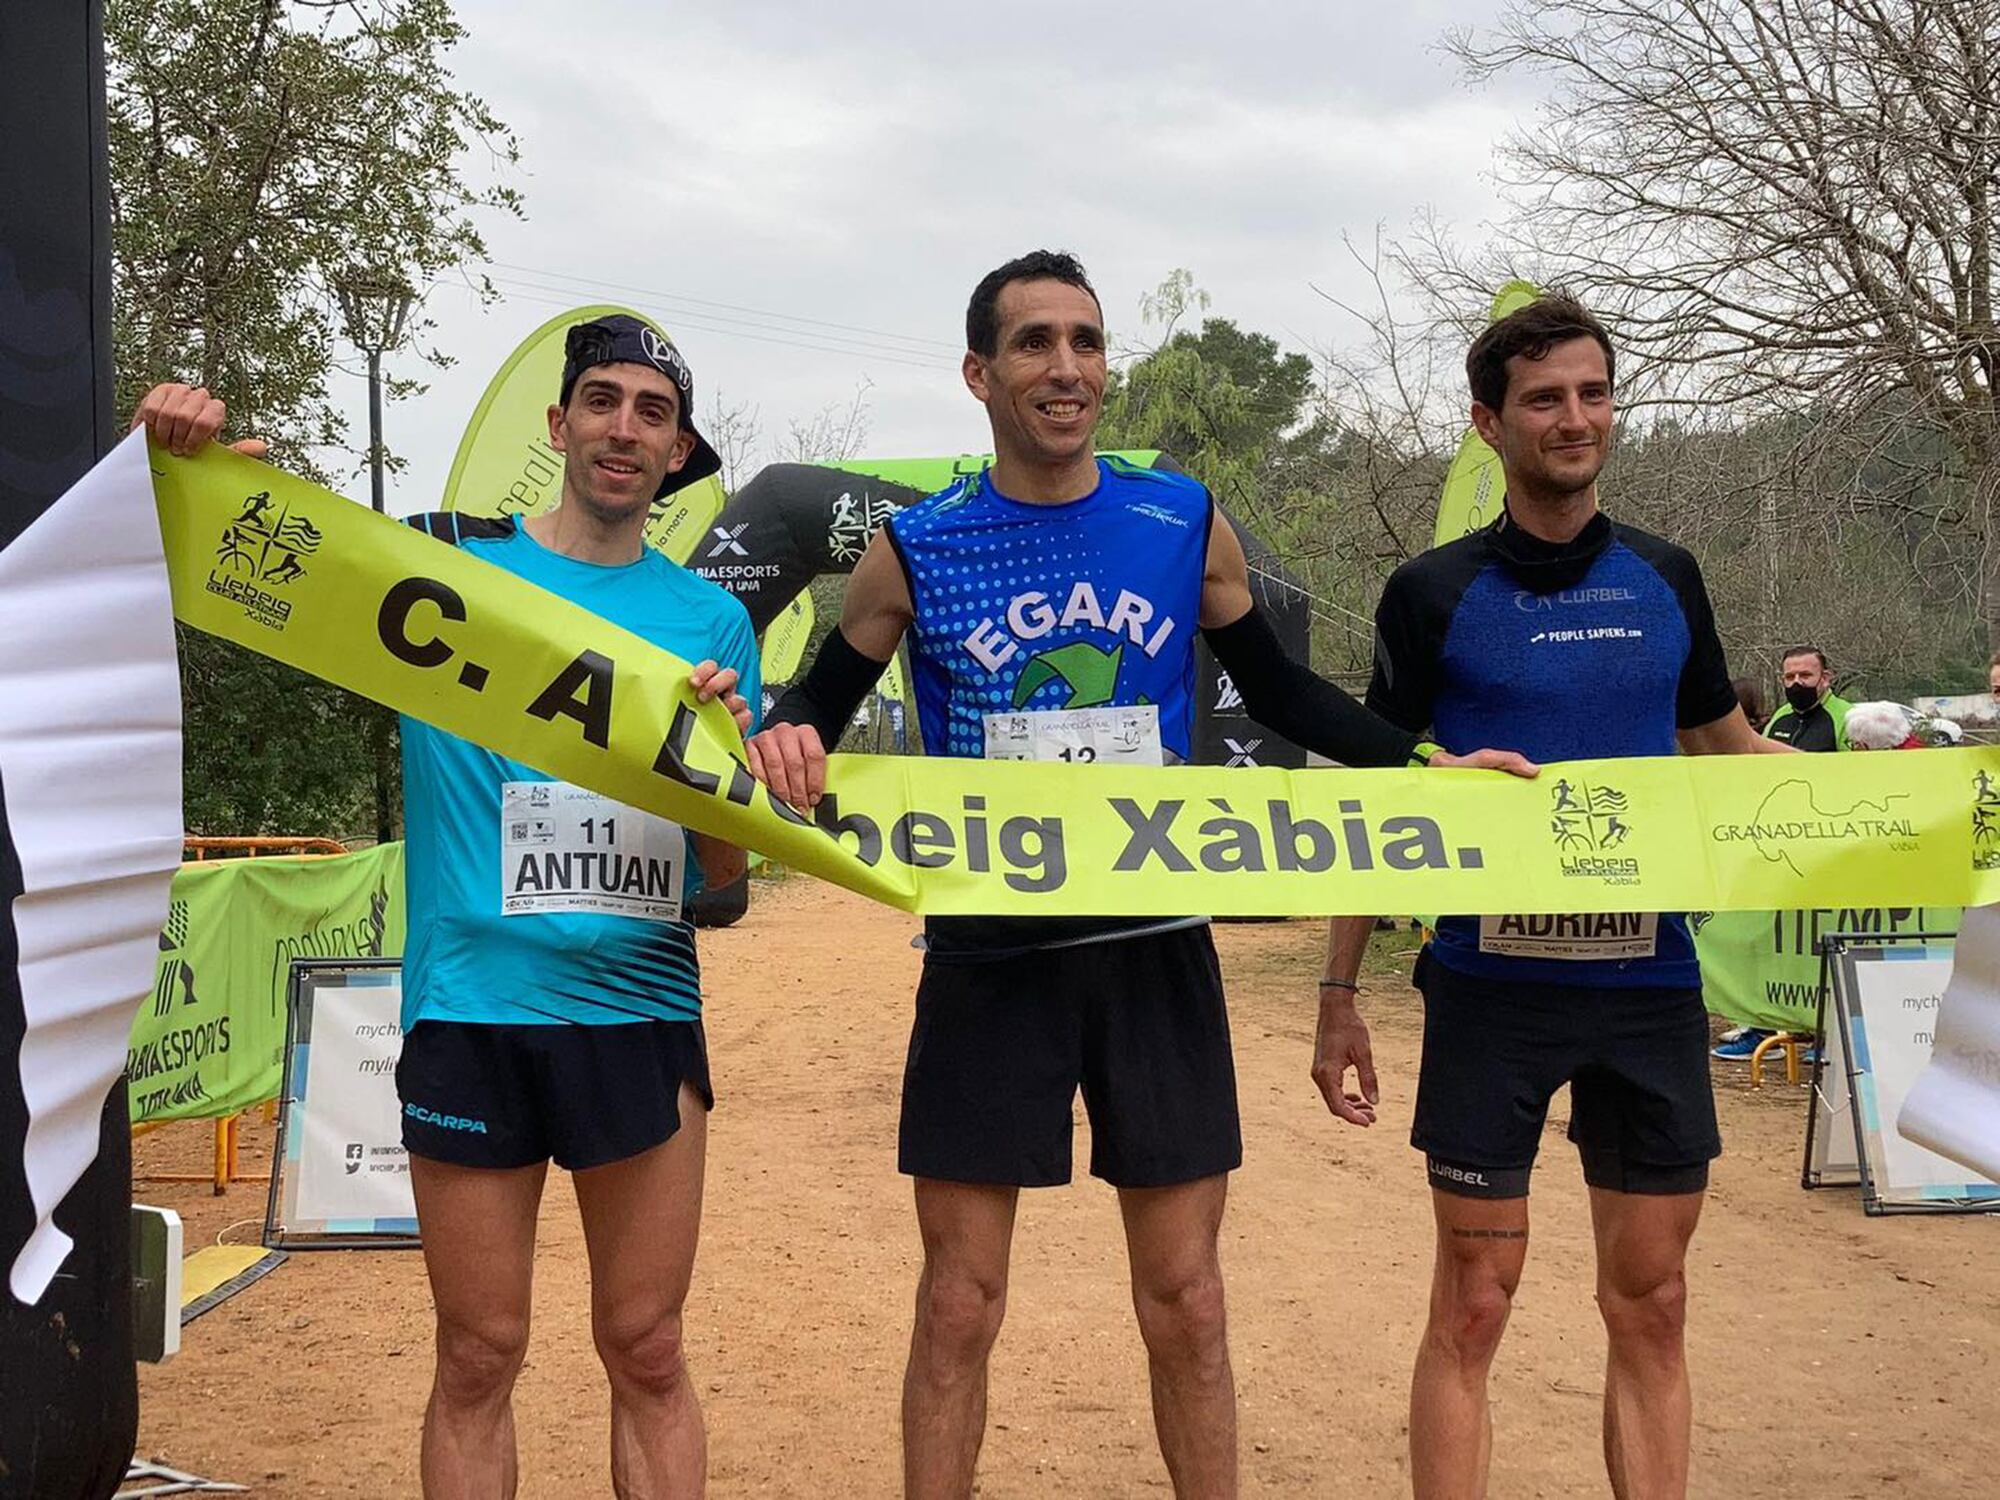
[133,877,1999,1497]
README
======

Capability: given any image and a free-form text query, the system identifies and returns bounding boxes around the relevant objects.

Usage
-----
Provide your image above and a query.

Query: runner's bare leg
[1119,1174,1236,1498]
[1589,1186,1703,1500]
[574,1082,710,1500]
[1409,1190,1531,1500]
[412,1155,548,1499]
[903,1178,1019,1500]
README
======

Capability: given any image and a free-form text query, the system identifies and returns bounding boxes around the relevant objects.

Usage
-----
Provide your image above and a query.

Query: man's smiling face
[964,277,1107,470]
[548,361,694,525]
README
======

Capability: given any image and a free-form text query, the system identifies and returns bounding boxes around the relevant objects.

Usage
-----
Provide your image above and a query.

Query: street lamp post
[333,275,416,513]
[334,275,416,843]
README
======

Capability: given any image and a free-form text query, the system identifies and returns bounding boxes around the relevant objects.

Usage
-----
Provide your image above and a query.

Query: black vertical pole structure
[0,3,139,1496]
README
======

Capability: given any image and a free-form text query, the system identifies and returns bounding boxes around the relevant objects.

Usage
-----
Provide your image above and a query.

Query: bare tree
[1425,0,2000,642]
[703,389,762,494]
[782,378,875,464]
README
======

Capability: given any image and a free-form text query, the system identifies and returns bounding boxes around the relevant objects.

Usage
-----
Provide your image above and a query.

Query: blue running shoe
[1711,1028,1772,1060]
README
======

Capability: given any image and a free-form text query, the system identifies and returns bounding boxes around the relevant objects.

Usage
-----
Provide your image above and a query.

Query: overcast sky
[341,1,1545,515]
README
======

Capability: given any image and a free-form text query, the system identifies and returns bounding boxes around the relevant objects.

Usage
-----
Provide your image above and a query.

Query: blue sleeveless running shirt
[886,456,1210,760]
[397,514,760,1027]
[885,457,1212,956]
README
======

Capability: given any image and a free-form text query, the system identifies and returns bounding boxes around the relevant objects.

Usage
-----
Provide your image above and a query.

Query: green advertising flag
[1694,905,1959,1032]
[129,845,406,1122]
[761,589,815,684]
[1431,280,1541,548]
[439,303,729,563]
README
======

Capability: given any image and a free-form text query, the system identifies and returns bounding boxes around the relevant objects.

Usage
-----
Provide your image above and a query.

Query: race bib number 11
[501,781,686,922]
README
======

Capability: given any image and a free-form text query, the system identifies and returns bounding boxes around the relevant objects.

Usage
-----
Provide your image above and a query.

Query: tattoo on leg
[1450,1227,1527,1240]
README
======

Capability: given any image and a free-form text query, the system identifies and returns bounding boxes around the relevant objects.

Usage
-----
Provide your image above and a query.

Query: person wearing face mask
[1763,645,1851,751]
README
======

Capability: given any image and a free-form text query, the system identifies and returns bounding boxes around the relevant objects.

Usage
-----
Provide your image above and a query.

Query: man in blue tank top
[132,313,757,1500]
[1315,297,1794,1499]
[746,251,1534,1499]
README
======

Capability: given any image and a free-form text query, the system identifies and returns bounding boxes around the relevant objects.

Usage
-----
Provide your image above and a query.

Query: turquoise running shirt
[397,514,760,1027]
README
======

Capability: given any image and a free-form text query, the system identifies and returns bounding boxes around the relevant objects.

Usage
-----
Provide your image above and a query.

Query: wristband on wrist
[1411,740,1444,767]
[1317,976,1360,993]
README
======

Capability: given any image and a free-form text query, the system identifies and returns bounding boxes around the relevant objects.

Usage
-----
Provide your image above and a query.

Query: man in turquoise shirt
[133,313,755,1500]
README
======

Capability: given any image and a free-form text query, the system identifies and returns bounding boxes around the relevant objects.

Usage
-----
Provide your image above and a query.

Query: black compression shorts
[1411,950,1719,1199]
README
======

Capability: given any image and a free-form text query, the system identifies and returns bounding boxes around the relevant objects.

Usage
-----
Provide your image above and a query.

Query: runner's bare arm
[1197,512,1538,776]
[130,382,268,459]
[1678,706,1800,756]
[746,530,916,809]
[1313,915,1380,1127]
[691,833,746,888]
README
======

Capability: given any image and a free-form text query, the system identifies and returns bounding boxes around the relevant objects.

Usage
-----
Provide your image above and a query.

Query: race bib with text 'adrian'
[1477,911,1659,961]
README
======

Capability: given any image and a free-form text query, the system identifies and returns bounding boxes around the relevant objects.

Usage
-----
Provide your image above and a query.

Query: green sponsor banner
[1432,280,1542,547]
[440,302,727,564]
[129,845,405,1122]
[1693,905,1960,1032]
[761,589,814,684]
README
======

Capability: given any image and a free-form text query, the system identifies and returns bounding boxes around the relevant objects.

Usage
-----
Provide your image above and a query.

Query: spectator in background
[1988,651,2000,699]
[1718,651,1849,1059]
[1731,676,1768,729]
[1764,645,1851,751]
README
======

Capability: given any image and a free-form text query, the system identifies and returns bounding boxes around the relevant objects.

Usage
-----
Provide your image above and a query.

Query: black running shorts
[1411,950,1719,1199]
[898,923,1242,1189]
[397,1017,713,1172]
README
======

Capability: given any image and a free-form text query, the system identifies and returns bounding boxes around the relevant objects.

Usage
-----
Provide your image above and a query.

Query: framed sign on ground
[263,960,419,1249]
[1807,933,2000,1215]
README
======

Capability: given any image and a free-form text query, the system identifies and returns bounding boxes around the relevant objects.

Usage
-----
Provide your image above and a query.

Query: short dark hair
[966,250,1100,358]
[1466,294,1617,411]
[1781,645,1830,671]
[1731,676,1769,725]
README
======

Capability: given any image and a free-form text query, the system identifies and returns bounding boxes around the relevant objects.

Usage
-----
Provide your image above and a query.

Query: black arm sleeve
[1365,564,1446,735]
[765,626,890,748]
[1202,606,1421,769]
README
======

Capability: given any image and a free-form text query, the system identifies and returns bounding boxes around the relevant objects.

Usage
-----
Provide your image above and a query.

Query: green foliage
[108,0,521,836]
[1100,272,1315,502]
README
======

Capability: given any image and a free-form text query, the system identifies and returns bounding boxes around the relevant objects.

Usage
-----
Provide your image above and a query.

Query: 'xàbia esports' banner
[137,434,2000,918]
[130,845,405,1123]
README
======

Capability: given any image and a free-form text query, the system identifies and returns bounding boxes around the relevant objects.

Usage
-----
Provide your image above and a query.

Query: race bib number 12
[500,781,686,922]
[982,705,1164,766]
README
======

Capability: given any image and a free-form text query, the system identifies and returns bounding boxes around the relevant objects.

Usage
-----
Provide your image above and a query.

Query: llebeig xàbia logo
[1548,776,1641,885]
[205,489,322,630]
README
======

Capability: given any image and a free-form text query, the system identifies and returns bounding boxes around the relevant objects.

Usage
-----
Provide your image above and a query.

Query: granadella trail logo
[206,488,323,630]
[1709,780,1919,876]
[1547,776,1641,885]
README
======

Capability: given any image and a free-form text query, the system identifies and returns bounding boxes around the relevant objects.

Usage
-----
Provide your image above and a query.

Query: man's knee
[435,1311,531,1407]
[1428,1268,1516,1370]
[915,1259,1008,1367]
[594,1303,691,1401]
[1597,1267,1689,1357]
[1132,1260,1229,1371]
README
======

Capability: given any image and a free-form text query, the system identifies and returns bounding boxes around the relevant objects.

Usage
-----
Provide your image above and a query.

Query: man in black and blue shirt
[1314,296,1792,1500]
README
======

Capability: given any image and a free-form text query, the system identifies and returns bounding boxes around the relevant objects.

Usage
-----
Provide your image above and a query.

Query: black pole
[367,347,385,514]
[0,3,139,1496]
